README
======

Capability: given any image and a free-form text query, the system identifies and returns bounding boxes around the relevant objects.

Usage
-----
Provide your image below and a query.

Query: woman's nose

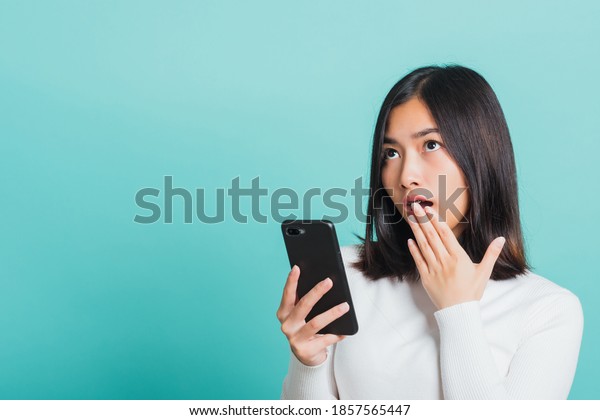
[398,153,424,189]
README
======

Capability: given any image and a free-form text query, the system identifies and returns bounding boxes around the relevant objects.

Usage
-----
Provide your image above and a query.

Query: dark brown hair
[352,64,530,283]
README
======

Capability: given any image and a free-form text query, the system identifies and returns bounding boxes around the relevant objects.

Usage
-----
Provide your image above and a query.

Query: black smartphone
[281,219,359,336]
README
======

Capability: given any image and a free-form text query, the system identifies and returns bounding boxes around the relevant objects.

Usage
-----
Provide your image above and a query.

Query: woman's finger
[276,265,300,322]
[309,333,348,352]
[406,213,437,269]
[288,277,334,325]
[408,238,429,276]
[411,202,451,262]
[478,237,506,280]
[424,205,467,258]
[296,301,350,340]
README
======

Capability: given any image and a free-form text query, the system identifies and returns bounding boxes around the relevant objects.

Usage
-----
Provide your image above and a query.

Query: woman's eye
[382,142,441,160]
[425,140,442,152]
[382,148,399,160]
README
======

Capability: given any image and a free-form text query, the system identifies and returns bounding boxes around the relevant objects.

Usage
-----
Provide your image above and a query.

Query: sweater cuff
[434,300,481,330]
[433,300,506,399]
[281,349,335,399]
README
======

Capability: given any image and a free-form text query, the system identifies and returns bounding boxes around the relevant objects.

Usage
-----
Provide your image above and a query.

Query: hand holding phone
[276,265,350,367]
[276,219,359,366]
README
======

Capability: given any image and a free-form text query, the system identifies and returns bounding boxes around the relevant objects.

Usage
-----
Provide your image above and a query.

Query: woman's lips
[403,194,429,208]
[404,201,434,216]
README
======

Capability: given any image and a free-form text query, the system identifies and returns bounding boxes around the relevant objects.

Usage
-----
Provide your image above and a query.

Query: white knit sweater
[281,244,584,400]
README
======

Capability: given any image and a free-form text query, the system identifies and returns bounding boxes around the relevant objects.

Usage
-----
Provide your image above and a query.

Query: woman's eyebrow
[384,128,440,144]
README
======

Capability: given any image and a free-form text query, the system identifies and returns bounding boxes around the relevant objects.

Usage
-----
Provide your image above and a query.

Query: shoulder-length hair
[352,64,530,283]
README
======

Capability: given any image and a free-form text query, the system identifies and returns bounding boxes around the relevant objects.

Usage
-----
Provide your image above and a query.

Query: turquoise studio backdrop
[0,0,598,399]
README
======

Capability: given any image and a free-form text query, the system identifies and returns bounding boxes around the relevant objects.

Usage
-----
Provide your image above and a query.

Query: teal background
[0,0,598,399]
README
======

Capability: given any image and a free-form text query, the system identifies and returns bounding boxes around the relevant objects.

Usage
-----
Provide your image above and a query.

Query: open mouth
[405,200,434,215]
[408,199,433,207]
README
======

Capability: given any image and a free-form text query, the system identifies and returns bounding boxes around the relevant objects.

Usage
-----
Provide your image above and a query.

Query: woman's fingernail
[340,302,349,311]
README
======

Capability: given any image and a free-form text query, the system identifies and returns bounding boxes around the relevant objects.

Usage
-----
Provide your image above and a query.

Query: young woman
[276,65,584,399]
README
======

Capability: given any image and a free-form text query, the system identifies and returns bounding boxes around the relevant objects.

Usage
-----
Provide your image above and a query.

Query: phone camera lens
[286,228,304,236]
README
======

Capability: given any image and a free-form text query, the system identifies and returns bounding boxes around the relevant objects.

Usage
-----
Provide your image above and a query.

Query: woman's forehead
[386,100,438,137]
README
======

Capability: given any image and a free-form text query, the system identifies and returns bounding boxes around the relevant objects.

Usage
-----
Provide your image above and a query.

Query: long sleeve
[280,343,339,400]
[434,292,584,399]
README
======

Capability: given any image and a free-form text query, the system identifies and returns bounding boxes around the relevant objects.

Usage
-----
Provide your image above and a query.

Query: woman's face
[381,97,470,238]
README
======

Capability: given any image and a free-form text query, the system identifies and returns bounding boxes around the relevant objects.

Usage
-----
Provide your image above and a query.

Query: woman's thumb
[478,236,506,279]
